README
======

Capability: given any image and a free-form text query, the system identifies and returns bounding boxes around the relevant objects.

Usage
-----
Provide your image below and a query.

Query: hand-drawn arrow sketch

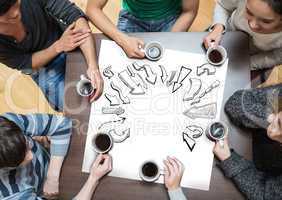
[159,65,168,83]
[110,81,130,104]
[172,66,192,93]
[183,132,196,152]
[98,117,126,130]
[183,78,202,101]
[103,65,114,79]
[105,93,120,106]
[191,80,220,105]
[102,107,125,115]
[132,62,157,85]
[118,70,145,95]
[184,125,204,139]
[127,65,148,89]
[183,103,217,119]
[197,63,216,76]
[166,71,177,87]
[109,128,130,143]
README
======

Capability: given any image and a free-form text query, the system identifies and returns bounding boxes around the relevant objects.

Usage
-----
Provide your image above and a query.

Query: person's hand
[213,137,231,161]
[87,68,104,102]
[267,112,282,143]
[203,24,225,49]
[43,177,59,199]
[32,136,50,149]
[163,156,185,191]
[55,22,91,53]
[90,154,112,182]
[118,34,145,58]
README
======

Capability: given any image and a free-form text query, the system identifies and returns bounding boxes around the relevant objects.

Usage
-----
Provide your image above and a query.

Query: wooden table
[61,32,251,200]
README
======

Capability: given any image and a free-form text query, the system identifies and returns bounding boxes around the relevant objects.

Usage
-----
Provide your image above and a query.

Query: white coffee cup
[76,75,95,97]
[206,44,227,66]
[142,41,164,61]
[206,121,228,148]
[139,160,164,182]
[92,132,113,154]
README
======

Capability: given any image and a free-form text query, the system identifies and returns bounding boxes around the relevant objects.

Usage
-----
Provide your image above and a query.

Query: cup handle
[80,74,87,80]
[159,169,165,176]
[210,41,216,48]
[219,139,225,149]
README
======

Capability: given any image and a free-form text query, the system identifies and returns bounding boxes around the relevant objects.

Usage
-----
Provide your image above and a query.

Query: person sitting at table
[0,0,104,111]
[0,113,114,200]
[203,0,282,70]
[217,86,282,199]
[86,0,199,59]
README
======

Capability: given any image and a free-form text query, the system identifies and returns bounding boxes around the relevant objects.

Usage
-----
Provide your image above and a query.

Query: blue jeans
[31,54,66,111]
[117,10,179,32]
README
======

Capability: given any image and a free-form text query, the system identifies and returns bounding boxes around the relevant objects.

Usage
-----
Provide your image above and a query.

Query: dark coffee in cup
[92,133,113,153]
[142,162,159,178]
[208,49,223,64]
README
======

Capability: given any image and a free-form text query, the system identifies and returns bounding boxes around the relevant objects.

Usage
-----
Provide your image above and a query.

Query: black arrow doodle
[172,66,192,93]
[183,132,196,152]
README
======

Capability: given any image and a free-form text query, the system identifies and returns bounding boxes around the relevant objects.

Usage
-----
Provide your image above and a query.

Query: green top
[122,0,182,20]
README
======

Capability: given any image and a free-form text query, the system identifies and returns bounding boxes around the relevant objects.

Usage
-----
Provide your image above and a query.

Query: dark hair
[0,117,27,168]
[263,0,282,15]
[0,0,17,16]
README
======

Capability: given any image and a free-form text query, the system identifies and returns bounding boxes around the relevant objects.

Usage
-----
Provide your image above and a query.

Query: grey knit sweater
[219,150,282,200]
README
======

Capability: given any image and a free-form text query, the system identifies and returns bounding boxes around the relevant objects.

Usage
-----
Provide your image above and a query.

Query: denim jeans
[31,54,66,111]
[117,10,179,32]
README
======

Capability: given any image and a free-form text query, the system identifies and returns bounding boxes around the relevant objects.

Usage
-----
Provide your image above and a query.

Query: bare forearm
[86,1,126,45]
[74,176,99,200]
[171,11,197,32]
[47,156,64,181]
[31,41,61,70]
[75,18,98,70]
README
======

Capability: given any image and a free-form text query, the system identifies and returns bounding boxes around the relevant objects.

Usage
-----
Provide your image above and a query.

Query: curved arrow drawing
[183,78,202,101]
[183,132,196,152]
[191,80,220,105]
[98,117,126,130]
[172,66,192,93]
[183,103,217,119]
[110,81,130,104]
[105,93,120,106]
[159,65,168,83]
[132,62,157,85]
[118,70,145,95]
[102,107,125,115]
[184,125,204,139]
[197,63,216,76]
[109,128,130,143]
[103,65,114,79]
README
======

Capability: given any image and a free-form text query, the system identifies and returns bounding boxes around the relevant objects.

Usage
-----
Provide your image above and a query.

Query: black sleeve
[39,0,87,30]
[218,150,282,200]
[0,47,32,71]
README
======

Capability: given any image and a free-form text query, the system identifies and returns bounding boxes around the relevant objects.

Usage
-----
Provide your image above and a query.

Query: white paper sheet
[82,40,229,191]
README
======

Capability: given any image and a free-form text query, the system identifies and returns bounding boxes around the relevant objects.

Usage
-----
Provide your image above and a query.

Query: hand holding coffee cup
[206,121,228,148]
[76,74,96,97]
[213,136,231,161]
[206,43,227,66]
[92,132,113,154]
[141,41,164,61]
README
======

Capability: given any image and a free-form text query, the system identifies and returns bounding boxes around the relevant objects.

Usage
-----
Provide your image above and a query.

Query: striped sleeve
[2,113,72,157]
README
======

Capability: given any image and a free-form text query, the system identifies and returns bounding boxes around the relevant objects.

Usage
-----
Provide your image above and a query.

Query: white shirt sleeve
[168,188,187,200]
[213,0,241,27]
